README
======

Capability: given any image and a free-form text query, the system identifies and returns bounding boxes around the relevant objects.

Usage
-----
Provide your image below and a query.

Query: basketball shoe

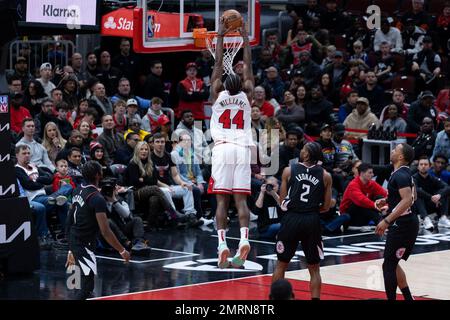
[217,243,230,269]
[231,240,250,268]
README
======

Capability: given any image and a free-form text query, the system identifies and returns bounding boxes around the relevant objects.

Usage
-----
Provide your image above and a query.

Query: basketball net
[206,34,243,75]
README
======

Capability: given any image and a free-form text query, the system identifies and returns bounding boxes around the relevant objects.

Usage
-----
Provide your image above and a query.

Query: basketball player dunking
[272,142,332,300]
[208,19,255,268]
[375,143,419,300]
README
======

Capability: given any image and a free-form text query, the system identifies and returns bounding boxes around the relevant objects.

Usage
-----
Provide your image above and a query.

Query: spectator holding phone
[254,177,283,239]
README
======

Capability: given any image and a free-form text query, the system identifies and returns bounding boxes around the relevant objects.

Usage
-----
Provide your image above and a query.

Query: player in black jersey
[375,143,419,300]
[65,161,130,299]
[272,142,332,300]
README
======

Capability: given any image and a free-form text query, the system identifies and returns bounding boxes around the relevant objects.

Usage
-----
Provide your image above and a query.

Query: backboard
[133,0,260,53]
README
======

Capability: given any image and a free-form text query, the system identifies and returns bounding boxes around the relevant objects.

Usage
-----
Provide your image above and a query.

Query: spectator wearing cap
[411,117,436,160]
[276,90,305,129]
[317,124,336,173]
[177,62,209,120]
[304,85,334,136]
[291,50,321,88]
[89,82,113,125]
[10,92,32,134]
[33,98,58,139]
[407,90,438,134]
[323,50,349,89]
[338,90,359,124]
[124,118,150,142]
[333,123,358,168]
[261,67,285,104]
[287,69,304,94]
[373,18,403,53]
[343,97,379,139]
[125,98,142,124]
[411,36,441,92]
[95,51,122,97]
[37,63,56,98]
[7,56,33,88]
[111,78,151,112]
[401,0,432,32]
[142,97,167,134]
[252,86,275,120]
[357,70,386,117]
[253,49,278,84]
[90,142,113,175]
[98,114,125,164]
[115,132,140,166]
[432,118,450,162]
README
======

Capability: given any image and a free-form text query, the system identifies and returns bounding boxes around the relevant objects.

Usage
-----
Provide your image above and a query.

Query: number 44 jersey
[210,90,255,147]
[282,163,325,213]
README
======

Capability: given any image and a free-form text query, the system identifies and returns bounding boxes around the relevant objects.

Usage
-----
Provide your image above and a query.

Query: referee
[65,161,130,299]
[375,143,419,300]
[272,142,332,300]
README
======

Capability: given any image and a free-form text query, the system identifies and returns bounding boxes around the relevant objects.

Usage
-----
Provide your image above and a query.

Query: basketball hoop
[193,29,243,76]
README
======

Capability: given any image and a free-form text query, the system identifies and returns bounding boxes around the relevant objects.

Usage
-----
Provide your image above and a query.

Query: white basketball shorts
[208,142,251,195]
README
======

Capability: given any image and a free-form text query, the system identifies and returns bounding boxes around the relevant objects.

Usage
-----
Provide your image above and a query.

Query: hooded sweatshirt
[343,107,379,138]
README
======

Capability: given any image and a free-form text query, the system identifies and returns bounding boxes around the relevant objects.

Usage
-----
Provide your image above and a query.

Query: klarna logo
[42,4,80,18]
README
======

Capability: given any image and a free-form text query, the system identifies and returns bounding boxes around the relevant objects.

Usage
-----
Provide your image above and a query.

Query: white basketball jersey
[210,90,254,146]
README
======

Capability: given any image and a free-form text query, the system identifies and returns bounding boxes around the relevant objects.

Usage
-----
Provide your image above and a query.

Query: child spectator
[52,158,76,194]
[142,97,166,133]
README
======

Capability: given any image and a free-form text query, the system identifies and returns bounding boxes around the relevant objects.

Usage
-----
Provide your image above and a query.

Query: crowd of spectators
[5,0,450,248]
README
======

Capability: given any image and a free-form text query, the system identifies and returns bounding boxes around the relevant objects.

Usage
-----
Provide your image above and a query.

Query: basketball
[223,9,243,31]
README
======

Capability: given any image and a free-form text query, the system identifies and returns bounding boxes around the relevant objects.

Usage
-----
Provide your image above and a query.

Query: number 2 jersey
[281,163,325,214]
[210,90,255,147]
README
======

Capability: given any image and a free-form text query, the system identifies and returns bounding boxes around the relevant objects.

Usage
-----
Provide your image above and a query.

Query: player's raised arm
[239,22,254,101]
[210,18,228,102]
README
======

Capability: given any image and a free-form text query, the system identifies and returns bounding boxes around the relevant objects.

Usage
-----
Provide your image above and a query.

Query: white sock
[217,229,227,246]
[240,227,249,241]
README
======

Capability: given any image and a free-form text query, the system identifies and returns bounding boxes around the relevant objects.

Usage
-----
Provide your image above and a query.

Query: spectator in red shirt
[340,163,387,228]
[252,86,275,121]
[10,92,31,134]
[52,158,76,193]
[176,62,209,120]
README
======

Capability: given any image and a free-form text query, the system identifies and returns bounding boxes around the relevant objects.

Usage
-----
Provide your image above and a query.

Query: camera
[266,184,274,192]
[100,178,117,198]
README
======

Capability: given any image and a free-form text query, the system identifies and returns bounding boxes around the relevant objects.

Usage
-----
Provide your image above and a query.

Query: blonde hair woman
[42,121,66,164]
[125,141,182,228]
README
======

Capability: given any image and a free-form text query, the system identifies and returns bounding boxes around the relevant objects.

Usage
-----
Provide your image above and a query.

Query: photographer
[254,177,283,240]
[101,178,150,252]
